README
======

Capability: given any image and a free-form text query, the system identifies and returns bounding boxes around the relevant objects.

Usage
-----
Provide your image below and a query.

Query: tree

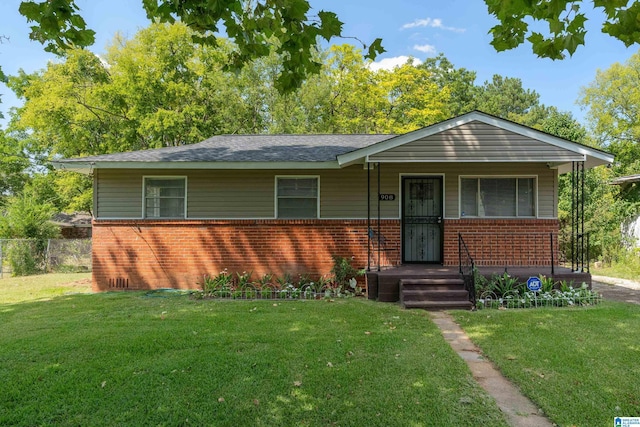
[0,188,59,240]
[0,130,30,197]
[9,23,259,158]
[376,62,450,133]
[577,51,640,261]
[0,187,60,276]
[418,54,477,116]
[319,46,451,134]
[485,0,640,60]
[579,51,640,175]
[473,75,541,120]
[17,0,383,93]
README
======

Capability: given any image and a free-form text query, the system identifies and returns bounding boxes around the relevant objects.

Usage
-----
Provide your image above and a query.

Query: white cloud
[413,44,436,54]
[368,56,422,72]
[401,17,465,33]
[95,53,111,69]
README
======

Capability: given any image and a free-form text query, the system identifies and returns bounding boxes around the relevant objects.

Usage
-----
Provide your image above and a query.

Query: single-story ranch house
[54,111,613,306]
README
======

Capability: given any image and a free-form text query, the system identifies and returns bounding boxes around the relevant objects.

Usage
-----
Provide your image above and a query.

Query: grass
[453,303,640,426]
[0,275,508,426]
[592,251,640,281]
[0,272,92,304]
[592,263,640,282]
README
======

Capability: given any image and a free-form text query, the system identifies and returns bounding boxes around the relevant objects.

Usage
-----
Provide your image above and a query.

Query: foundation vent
[109,277,129,289]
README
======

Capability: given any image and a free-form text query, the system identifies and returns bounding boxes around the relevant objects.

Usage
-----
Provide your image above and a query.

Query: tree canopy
[16,0,383,93]
[579,50,640,175]
[485,0,640,59]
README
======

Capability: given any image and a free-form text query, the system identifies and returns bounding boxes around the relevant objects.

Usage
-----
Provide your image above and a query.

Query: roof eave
[52,160,342,174]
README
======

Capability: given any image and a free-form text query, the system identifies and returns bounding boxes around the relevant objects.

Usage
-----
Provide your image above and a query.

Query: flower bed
[475,273,602,310]
[195,256,365,300]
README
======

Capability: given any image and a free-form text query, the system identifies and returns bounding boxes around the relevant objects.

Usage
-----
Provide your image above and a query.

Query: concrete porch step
[402,289,469,301]
[400,278,472,310]
[400,278,464,286]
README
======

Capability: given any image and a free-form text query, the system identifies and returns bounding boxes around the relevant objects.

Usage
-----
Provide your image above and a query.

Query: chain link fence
[0,239,91,277]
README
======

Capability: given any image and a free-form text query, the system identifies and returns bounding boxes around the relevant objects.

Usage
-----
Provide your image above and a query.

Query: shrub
[330,255,365,295]
[7,240,40,276]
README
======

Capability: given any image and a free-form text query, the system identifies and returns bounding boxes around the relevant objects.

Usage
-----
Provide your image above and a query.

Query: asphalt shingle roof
[61,134,396,163]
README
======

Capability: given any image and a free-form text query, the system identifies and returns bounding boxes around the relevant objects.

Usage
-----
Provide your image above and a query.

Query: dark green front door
[402,177,443,263]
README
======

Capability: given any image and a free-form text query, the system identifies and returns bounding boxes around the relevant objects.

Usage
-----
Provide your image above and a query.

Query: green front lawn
[0,276,507,426]
[453,303,640,426]
[0,272,91,304]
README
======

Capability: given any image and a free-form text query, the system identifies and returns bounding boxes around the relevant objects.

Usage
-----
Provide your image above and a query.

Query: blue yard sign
[527,277,542,292]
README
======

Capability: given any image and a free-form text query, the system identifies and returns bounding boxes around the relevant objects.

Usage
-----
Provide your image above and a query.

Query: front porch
[366,264,592,310]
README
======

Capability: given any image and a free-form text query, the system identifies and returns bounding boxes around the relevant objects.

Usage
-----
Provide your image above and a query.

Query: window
[144,177,186,218]
[461,177,535,218]
[276,177,319,219]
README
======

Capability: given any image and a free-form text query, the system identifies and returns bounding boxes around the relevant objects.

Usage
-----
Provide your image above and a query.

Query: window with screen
[144,177,186,218]
[460,177,535,218]
[276,177,319,219]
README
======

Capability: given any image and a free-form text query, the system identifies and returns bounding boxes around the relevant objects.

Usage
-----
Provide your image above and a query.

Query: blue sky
[0,0,637,127]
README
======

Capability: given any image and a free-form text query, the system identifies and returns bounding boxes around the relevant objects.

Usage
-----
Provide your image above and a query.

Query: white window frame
[142,176,188,219]
[275,175,320,219]
[459,175,538,218]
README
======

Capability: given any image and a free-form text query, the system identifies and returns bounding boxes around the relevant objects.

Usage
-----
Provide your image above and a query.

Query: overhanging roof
[53,111,613,175]
[52,134,394,174]
[610,174,640,186]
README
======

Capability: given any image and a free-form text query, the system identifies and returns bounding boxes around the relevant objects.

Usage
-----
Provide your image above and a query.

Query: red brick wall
[92,219,400,291]
[444,219,560,267]
[92,218,558,291]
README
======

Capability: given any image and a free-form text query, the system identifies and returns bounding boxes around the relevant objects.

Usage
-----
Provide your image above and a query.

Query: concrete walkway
[429,277,640,426]
[429,311,553,427]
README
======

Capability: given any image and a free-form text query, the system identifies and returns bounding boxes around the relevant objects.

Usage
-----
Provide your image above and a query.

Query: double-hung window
[144,177,186,218]
[276,177,319,219]
[461,177,535,218]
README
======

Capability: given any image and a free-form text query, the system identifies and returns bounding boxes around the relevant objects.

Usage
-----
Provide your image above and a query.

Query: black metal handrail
[458,233,476,307]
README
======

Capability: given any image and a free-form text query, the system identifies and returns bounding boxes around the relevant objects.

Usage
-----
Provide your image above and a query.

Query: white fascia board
[52,160,342,174]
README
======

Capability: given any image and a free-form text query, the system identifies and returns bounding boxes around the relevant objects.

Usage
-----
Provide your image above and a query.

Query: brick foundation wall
[92,218,558,291]
[92,219,400,291]
[443,219,560,267]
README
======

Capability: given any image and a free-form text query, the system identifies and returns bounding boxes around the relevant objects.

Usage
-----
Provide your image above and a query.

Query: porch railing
[458,233,476,307]
[457,232,560,274]
[572,232,590,273]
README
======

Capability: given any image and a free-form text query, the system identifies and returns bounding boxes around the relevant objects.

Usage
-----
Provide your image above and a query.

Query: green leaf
[18,2,41,21]
[282,0,311,21]
[566,13,587,33]
[548,18,565,35]
[365,38,385,61]
[317,11,343,41]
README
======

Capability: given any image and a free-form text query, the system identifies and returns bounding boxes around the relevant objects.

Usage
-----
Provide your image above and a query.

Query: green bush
[7,241,41,276]
[330,255,364,295]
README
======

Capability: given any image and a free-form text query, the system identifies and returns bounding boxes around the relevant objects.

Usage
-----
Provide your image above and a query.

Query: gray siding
[189,171,273,217]
[368,122,583,163]
[95,163,557,219]
[96,169,144,218]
